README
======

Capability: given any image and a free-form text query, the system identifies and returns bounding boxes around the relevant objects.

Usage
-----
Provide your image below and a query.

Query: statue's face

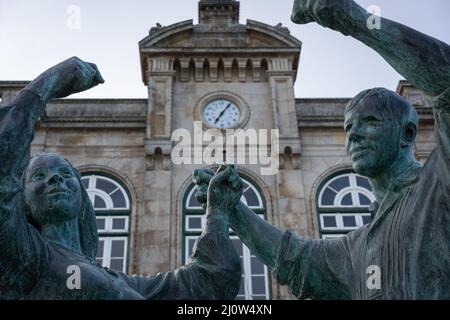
[24,154,81,227]
[344,96,401,178]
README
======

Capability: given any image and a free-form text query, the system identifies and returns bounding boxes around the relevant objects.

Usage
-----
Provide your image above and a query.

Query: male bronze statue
[196,0,450,299]
[0,57,242,299]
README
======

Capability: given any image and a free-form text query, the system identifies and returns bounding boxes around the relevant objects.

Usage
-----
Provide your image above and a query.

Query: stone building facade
[0,0,437,299]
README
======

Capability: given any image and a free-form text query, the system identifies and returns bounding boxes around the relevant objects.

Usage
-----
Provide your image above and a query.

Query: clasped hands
[193,165,243,218]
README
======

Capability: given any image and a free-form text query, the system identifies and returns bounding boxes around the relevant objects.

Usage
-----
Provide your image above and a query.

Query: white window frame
[97,236,128,273]
[96,216,129,233]
[185,215,206,233]
[183,177,269,300]
[236,236,270,300]
[82,173,131,273]
[320,213,371,231]
[184,235,270,300]
[318,173,375,209]
[317,172,375,238]
[82,175,130,211]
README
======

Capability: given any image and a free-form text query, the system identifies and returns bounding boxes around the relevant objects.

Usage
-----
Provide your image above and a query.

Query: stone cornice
[0,81,30,90]
[246,20,302,48]
[139,20,194,49]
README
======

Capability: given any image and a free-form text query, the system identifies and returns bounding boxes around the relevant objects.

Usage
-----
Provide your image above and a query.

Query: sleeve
[121,231,241,300]
[272,230,354,300]
[0,90,48,297]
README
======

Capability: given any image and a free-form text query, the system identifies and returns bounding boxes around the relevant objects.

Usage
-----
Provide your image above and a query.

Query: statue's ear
[401,122,417,148]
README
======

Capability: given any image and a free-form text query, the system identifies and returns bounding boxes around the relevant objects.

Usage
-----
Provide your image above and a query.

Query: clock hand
[214,103,232,124]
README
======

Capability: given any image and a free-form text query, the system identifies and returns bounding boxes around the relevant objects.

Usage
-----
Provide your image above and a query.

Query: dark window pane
[232,239,243,256]
[359,193,371,206]
[323,216,337,228]
[110,259,124,272]
[111,240,125,257]
[329,176,350,192]
[94,195,106,209]
[112,218,126,230]
[341,193,353,206]
[96,240,104,257]
[188,238,196,256]
[188,187,202,208]
[96,218,106,230]
[343,216,357,227]
[243,188,259,207]
[188,217,202,229]
[321,188,336,206]
[235,296,245,300]
[251,276,266,294]
[81,178,89,189]
[110,190,126,208]
[96,258,103,265]
[356,176,372,191]
[96,178,117,194]
[362,215,371,225]
[252,296,267,300]
[251,257,265,274]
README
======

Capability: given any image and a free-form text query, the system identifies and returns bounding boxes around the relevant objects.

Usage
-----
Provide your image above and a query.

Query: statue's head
[344,88,418,178]
[22,153,98,260]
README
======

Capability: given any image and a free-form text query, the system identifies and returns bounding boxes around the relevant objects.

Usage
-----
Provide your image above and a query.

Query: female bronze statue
[0,57,242,299]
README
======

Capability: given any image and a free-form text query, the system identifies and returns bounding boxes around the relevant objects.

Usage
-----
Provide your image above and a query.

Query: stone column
[138,57,175,274]
[267,57,307,299]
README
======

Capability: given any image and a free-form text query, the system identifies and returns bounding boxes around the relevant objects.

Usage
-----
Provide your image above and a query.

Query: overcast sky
[1,0,449,99]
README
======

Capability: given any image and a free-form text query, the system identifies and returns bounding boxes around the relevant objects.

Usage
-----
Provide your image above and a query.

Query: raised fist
[291,0,367,35]
[34,56,104,100]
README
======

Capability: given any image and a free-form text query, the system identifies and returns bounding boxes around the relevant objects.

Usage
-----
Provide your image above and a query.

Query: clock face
[203,99,241,129]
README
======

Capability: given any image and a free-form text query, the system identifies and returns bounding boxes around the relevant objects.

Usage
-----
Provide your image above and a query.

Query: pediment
[139,19,301,50]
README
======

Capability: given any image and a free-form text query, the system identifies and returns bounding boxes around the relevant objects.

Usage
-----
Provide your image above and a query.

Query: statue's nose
[348,124,364,142]
[48,173,64,186]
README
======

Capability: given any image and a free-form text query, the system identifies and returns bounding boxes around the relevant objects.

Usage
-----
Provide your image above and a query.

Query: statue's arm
[0,58,103,294]
[291,0,450,96]
[231,202,352,299]
[0,57,104,191]
[123,217,241,300]
[191,167,352,299]
[123,167,241,299]
[292,0,450,157]
[230,202,283,269]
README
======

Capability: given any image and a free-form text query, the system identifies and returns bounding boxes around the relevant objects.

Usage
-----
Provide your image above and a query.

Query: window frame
[96,236,129,273]
[182,174,271,300]
[316,170,375,238]
[81,172,132,273]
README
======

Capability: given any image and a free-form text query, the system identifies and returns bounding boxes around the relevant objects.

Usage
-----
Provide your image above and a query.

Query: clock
[203,99,241,129]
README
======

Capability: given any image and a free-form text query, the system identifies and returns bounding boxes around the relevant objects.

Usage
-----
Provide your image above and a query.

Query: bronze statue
[0,57,242,299]
[196,0,450,299]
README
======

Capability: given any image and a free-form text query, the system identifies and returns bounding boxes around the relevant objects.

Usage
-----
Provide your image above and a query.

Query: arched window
[317,171,375,239]
[81,173,131,273]
[183,176,270,300]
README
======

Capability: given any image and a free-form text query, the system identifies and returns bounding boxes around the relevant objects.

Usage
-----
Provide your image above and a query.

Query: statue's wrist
[205,207,229,234]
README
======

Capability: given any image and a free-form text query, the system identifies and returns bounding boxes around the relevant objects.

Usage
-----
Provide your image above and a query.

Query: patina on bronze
[195,0,450,299]
[0,57,241,299]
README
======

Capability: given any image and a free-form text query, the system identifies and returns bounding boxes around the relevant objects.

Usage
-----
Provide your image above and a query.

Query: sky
[1,0,449,99]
